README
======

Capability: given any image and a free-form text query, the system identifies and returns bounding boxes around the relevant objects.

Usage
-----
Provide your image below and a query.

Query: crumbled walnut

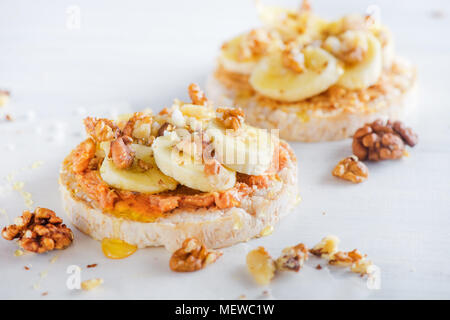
[122,112,154,145]
[0,90,10,107]
[87,263,98,268]
[351,258,374,275]
[246,247,276,285]
[1,208,73,253]
[110,136,135,169]
[353,119,418,161]
[204,159,221,176]
[238,29,271,61]
[84,117,120,142]
[299,0,311,12]
[72,139,96,173]
[5,114,13,121]
[216,107,245,130]
[276,243,308,272]
[81,278,103,291]
[169,238,222,272]
[310,235,339,259]
[282,42,305,73]
[188,83,208,106]
[156,122,173,137]
[329,249,363,266]
[332,155,369,183]
[315,264,322,270]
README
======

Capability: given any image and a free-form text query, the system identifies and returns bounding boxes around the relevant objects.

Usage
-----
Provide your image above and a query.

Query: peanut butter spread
[61,139,293,222]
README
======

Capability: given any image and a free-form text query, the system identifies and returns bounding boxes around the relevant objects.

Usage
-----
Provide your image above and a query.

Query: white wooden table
[0,0,449,299]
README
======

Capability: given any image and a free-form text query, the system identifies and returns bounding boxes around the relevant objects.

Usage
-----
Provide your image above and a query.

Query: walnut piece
[332,155,368,183]
[238,29,271,61]
[188,83,208,106]
[276,243,308,272]
[110,136,135,169]
[246,247,276,285]
[329,249,363,266]
[0,90,10,107]
[353,119,418,161]
[1,208,73,253]
[216,107,245,130]
[282,42,305,73]
[84,117,120,142]
[81,278,103,291]
[169,238,222,272]
[351,258,374,275]
[122,112,154,145]
[310,235,339,259]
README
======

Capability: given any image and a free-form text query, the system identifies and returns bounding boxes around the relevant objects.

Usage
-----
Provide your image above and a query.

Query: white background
[0,0,449,299]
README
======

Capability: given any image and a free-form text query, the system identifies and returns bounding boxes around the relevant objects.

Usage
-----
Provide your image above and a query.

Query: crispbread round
[59,143,299,252]
[206,59,417,142]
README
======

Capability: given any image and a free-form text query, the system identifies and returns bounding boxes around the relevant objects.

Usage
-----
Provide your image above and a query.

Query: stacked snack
[207,1,417,141]
[59,85,299,251]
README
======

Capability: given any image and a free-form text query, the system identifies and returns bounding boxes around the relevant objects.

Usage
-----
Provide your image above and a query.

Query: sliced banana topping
[249,46,343,102]
[335,32,382,90]
[207,120,274,176]
[152,132,236,193]
[99,143,178,194]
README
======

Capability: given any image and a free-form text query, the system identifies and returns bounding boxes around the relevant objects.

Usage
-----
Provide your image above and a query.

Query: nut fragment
[122,112,154,145]
[110,136,135,169]
[84,117,120,142]
[1,208,73,253]
[310,235,339,259]
[169,238,222,272]
[332,155,368,183]
[81,278,104,291]
[246,247,276,285]
[351,258,374,275]
[0,90,10,107]
[353,119,418,161]
[238,29,271,61]
[188,83,208,106]
[276,243,308,272]
[282,42,305,73]
[216,107,245,130]
[329,249,363,266]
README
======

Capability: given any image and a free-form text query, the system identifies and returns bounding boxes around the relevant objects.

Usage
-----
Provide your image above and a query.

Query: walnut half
[1,208,73,253]
[169,238,222,272]
[332,155,369,183]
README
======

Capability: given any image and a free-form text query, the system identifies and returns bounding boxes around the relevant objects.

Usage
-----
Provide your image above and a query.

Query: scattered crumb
[315,264,322,270]
[40,271,48,279]
[32,282,40,290]
[50,255,59,264]
[5,114,13,121]
[322,211,326,215]
[87,263,98,268]
[24,266,30,271]
[42,292,48,296]
[81,278,104,291]
[259,225,274,237]
[31,161,44,169]
[238,294,247,300]
[0,90,10,107]
[14,249,24,257]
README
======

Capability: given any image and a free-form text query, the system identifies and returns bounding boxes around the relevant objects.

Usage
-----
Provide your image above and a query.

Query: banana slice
[99,143,178,194]
[370,25,395,69]
[256,2,328,41]
[207,120,274,176]
[337,33,382,90]
[249,46,343,102]
[152,133,236,192]
[218,34,260,75]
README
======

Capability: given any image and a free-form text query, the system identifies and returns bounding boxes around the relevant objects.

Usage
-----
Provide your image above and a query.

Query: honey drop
[101,238,137,259]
